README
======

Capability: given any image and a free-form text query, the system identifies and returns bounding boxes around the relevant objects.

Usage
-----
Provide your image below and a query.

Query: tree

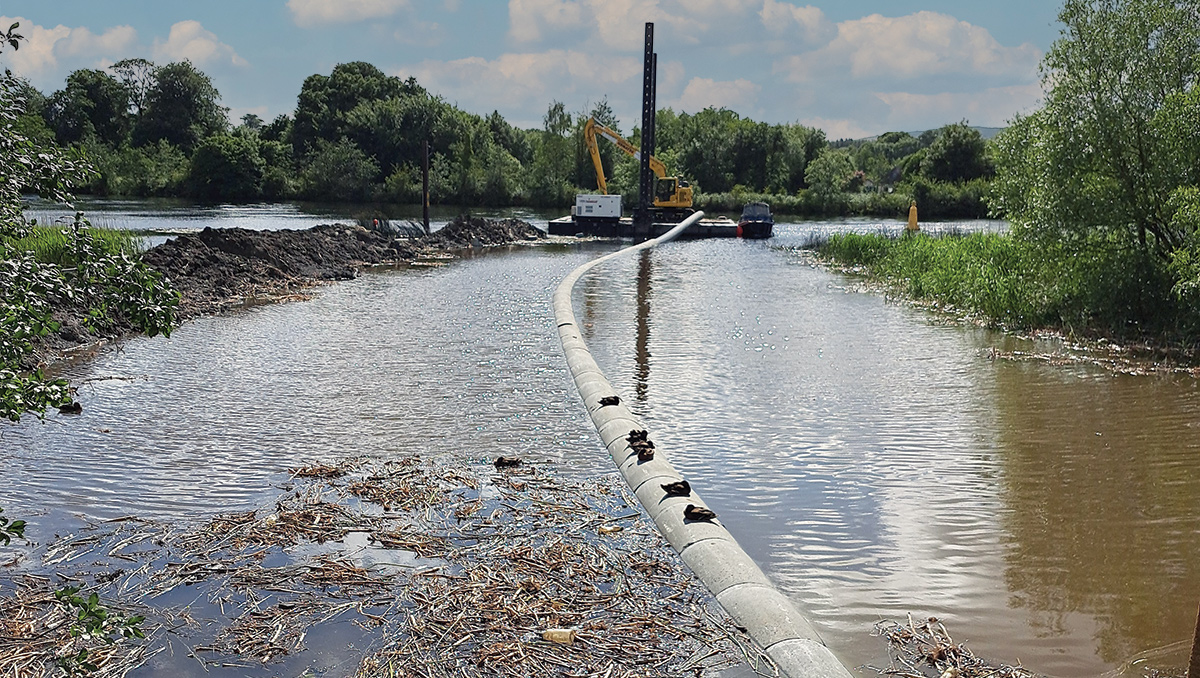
[110,58,155,115]
[302,138,379,202]
[529,101,574,204]
[992,0,1200,255]
[133,61,226,152]
[487,110,531,166]
[920,122,992,183]
[240,113,263,131]
[1,26,178,422]
[43,69,132,146]
[260,114,292,143]
[291,62,418,156]
[188,134,265,201]
[342,90,450,176]
[804,148,854,202]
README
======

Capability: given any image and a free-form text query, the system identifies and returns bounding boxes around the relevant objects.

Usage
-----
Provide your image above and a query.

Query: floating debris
[56,401,82,415]
[867,615,1042,678]
[2,455,772,677]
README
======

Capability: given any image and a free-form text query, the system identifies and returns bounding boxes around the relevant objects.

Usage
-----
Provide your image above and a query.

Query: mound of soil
[35,216,544,365]
[419,216,546,249]
[141,216,544,318]
[142,223,418,318]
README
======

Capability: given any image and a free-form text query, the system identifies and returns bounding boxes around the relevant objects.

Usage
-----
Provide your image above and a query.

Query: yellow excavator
[584,117,694,222]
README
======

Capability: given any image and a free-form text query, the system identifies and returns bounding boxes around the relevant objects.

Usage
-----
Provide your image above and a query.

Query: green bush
[904,177,990,219]
[84,140,188,197]
[816,230,1195,338]
[188,134,265,202]
[302,138,380,202]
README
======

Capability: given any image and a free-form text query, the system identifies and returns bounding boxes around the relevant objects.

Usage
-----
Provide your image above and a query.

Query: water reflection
[634,249,652,408]
[995,365,1200,666]
[574,230,1200,677]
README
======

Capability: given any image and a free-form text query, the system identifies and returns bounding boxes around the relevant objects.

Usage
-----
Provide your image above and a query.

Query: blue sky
[0,0,1063,138]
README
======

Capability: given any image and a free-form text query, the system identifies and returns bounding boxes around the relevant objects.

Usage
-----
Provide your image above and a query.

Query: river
[3,200,1198,677]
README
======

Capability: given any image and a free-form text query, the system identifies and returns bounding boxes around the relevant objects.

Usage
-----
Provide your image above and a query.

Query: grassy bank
[5,225,144,265]
[813,231,1193,343]
[695,178,989,219]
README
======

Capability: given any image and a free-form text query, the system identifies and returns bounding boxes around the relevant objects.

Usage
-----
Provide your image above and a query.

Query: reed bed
[4,225,144,266]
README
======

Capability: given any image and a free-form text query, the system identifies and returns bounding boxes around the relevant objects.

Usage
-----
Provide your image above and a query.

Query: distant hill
[916,126,1005,140]
[833,126,1006,147]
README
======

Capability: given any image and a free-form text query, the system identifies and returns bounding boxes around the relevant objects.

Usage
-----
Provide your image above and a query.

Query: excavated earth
[36,216,545,365]
[145,216,546,318]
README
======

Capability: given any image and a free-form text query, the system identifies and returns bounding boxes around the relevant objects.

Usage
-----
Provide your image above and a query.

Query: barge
[547,214,745,239]
[549,195,774,239]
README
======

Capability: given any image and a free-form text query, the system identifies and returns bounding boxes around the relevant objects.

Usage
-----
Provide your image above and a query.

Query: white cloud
[874,83,1043,129]
[399,50,641,125]
[800,117,875,140]
[394,21,444,47]
[777,12,1039,84]
[759,0,832,44]
[675,77,760,113]
[288,0,410,27]
[0,16,137,76]
[153,20,247,68]
[506,0,586,44]
[506,0,743,50]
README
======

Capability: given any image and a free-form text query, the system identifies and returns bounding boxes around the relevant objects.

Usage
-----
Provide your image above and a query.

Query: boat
[737,202,774,239]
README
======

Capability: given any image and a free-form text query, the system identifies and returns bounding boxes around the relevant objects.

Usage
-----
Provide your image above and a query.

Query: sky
[0,0,1064,139]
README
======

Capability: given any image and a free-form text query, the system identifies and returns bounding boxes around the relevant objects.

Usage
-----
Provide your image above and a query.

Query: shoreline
[796,249,1200,377]
[31,216,548,370]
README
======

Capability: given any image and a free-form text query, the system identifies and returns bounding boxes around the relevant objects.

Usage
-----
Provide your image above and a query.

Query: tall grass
[4,226,145,266]
[817,231,1190,339]
[694,182,986,219]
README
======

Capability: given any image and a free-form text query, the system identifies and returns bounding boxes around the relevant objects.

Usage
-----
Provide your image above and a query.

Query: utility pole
[422,140,431,235]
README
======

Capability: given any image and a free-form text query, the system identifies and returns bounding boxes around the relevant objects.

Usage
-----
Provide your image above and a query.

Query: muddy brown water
[2,207,1199,677]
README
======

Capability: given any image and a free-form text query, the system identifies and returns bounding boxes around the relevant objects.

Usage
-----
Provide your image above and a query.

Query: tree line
[10,59,997,217]
[820,0,1200,343]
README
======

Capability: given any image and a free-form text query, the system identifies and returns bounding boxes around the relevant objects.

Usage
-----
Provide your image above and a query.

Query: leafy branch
[2,21,21,53]
[0,507,25,545]
[52,586,146,675]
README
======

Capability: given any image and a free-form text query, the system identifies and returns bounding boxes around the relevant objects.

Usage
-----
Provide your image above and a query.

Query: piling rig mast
[583,117,694,223]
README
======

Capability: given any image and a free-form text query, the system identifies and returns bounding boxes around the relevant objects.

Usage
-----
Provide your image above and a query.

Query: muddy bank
[144,216,545,319]
[35,216,545,364]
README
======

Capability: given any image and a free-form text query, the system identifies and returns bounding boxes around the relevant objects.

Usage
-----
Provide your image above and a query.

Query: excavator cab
[655,177,678,204]
[653,177,693,210]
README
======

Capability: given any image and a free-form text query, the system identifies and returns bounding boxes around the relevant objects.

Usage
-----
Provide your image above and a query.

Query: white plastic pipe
[552,212,853,678]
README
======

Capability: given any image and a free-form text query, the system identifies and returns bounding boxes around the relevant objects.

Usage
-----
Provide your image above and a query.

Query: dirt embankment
[38,216,545,364]
[144,216,544,318]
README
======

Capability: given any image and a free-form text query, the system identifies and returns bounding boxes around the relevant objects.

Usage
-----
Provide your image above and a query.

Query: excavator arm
[582,117,692,218]
[584,117,668,195]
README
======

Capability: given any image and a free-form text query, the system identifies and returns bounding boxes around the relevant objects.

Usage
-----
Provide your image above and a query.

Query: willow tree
[992,0,1200,255]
